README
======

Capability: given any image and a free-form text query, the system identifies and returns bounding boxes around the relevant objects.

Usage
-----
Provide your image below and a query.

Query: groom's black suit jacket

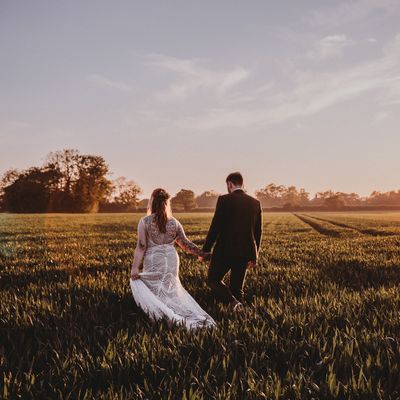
[202,189,263,262]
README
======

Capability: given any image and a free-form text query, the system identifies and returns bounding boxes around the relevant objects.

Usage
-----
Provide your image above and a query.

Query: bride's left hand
[130,268,140,280]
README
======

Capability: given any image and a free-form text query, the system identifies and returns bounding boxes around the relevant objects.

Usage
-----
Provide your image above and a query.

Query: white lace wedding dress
[129,214,216,330]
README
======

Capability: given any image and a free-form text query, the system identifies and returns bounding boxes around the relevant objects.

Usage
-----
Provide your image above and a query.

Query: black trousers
[207,256,249,303]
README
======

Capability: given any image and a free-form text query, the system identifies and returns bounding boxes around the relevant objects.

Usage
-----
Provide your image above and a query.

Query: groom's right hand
[198,252,212,263]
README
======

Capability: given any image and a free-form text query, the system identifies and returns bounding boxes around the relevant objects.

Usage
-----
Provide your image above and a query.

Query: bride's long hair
[147,188,172,233]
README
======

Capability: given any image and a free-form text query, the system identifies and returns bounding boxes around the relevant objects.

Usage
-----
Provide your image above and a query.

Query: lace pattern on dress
[142,214,177,245]
[130,214,216,330]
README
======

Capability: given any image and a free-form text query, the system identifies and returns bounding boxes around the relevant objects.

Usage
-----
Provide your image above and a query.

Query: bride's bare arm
[175,220,205,256]
[130,219,147,279]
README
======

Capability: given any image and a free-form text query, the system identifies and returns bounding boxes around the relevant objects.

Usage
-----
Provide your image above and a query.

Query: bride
[129,188,216,330]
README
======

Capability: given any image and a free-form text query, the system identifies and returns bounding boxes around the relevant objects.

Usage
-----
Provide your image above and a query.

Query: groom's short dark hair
[226,172,243,186]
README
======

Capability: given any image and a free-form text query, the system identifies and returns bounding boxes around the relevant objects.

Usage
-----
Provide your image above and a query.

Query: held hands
[198,252,212,263]
[197,253,256,267]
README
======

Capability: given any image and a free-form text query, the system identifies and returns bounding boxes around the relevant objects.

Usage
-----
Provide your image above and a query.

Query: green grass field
[1,212,400,399]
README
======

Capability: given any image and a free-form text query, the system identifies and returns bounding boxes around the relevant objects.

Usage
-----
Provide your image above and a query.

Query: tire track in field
[293,214,341,237]
[303,214,396,237]
[264,215,282,233]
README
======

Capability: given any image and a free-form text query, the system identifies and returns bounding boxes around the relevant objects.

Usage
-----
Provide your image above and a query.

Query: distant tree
[281,186,301,207]
[195,191,219,208]
[45,149,80,192]
[2,166,62,212]
[298,188,310,206]
[323,195,345,209]
[72,155,112,212]
[367,190,400,206]
[336,192,362,206]
[311,191,363,207]
[370,190,381,198]
[1,169,20,188]
[0,150,145,213]
[43,149,80,211]
[2,150,112,213]
[171,189,197,212]
[0,169,20,211]
[256,183,286,207]
[256,184,310,208]
[310,190,336,206]
[101,177,142,211]
[138,198,149,210]
[113,177,142,210]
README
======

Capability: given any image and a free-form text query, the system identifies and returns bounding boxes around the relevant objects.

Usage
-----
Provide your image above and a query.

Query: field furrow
[304,214,397,237]
[293,213,342,237]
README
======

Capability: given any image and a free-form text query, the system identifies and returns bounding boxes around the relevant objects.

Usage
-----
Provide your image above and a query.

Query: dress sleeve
[175,219,203,256]
[137,218,147,250]
[131,218,147,270]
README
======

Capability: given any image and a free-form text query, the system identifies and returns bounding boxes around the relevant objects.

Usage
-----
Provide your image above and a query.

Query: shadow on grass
[0,264,129,291]
[317,260,400,290]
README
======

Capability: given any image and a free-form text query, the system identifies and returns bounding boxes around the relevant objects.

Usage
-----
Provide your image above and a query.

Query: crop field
[1,212,400,399]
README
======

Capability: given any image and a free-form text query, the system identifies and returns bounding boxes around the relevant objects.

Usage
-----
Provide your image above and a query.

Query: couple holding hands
[130,172,263,330]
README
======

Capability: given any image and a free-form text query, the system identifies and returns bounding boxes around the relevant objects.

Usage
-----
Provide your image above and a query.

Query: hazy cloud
[86,74,132,92]
[306,35,355,60]
[306,0,400,28]
[172,33,400,131]
[144,54,251,102]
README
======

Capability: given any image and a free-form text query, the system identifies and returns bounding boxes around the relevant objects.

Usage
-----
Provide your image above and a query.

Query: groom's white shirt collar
[231,187,244,192]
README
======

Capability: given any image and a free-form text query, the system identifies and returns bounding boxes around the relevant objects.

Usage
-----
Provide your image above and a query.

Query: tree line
[255,184,400,209]
[1,149,399,213]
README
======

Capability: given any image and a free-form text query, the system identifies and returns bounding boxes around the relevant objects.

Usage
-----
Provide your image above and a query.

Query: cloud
[86,74,132,92]
[379,78,400,105]
[173,33,400,131]
[306,35,355,60]
[216,67,250,95]
[127,33,400,136]
[306,0,400,28]
[143,54,250,102]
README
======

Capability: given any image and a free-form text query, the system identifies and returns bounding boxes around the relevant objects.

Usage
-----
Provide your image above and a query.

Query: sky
[1,0,399,199]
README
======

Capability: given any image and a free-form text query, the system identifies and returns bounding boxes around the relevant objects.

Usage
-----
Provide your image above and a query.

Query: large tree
[0,169,20,211]
[2,166,62,212]
[137,198,150,210]
[72,155,112,213]
[43,149,81,211]
[367,190,400,206]
[1,149,112,213]
[323,195,345,209]
[171,189,197,212]
[195,191,219,208]
[256,183,310,207]
[255,183,286,207]
[102,176,142,211]
[45,149,80,193]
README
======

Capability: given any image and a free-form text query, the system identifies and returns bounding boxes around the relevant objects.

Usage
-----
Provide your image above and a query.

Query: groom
[199,172,263,310]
